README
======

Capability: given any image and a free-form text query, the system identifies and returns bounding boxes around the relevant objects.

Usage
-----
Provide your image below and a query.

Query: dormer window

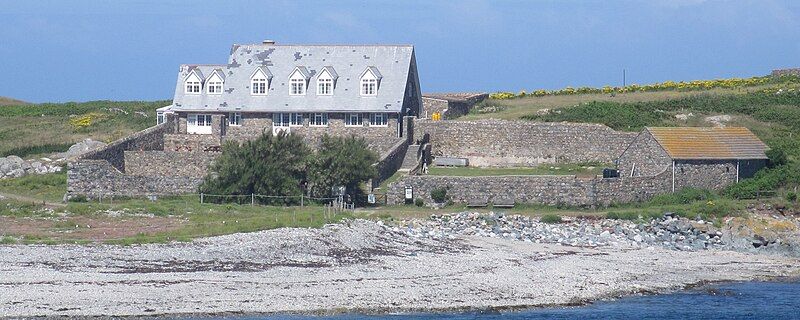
[206,70,224,95]
[360,67,382,96]
[250,67,272,96]
[316,66,338,96]
[289,67,310,96]
[184,71,202,94]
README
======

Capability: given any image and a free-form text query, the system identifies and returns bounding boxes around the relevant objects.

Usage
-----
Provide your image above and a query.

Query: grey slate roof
[171,43,416,113]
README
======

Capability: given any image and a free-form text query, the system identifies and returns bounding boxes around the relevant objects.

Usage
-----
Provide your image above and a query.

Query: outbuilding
[617,127,769,191]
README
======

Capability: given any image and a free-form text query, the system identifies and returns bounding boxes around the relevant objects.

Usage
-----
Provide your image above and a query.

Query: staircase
[398,144,420,173]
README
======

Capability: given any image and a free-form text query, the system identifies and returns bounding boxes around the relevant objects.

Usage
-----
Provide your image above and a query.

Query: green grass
[540,213,562,223]
[0,171,67,203]
[0,100,168,158]
[427,163,606,176]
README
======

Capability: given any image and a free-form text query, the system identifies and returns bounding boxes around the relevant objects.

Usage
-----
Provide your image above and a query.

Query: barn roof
[646,127,768,160]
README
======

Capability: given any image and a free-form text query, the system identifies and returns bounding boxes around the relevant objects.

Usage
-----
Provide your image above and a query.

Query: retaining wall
[81,121,176,172]
[386,169,672,207]
[124,151,218,178]
[416,120,637,167]
[370,139,409,190]
[67,160,204,198]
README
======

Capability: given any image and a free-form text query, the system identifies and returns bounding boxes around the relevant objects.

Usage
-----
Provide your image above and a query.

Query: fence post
[200,193,204,204]
[251,193,255,206]
[301,194,304,207]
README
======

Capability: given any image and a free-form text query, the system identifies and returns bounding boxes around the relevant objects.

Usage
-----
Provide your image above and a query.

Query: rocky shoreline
[1,215,799,318]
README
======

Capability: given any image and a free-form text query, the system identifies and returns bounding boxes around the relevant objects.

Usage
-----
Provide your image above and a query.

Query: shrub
[606,211,639,220]
[306,135,378,205]
[787,192,798,203]
[540,213,562,223]
[766,148,788,167]
[414,198,424,207]
[68,195,88,203]
[649,187,716,205]
[691,199,740,219]
[430,187,448,203]
[199,132,311,206]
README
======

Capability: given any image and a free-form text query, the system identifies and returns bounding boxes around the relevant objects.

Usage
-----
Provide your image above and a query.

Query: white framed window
[273,113,290,127]
[361,78,377,96]
[369,113,388,127]
[185,72,202,94]
[251,68,269,95]
[187,114,212,134]
[290,78,305,95]
[317,77,333,95]
[310,113,328,127]
[207,73,223,94]
[345,113,363,127]
[157,112,165,125]
[229,112,241,126]
[289,113,303,126]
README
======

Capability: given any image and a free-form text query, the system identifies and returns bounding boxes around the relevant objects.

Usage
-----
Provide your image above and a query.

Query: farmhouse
[157,40,422,154]
[617,127,769,191]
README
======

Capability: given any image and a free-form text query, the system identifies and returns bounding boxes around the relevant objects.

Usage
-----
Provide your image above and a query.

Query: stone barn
[617,127,769,191]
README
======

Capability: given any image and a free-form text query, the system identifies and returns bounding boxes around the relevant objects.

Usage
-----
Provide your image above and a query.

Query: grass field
[0,100,167,158]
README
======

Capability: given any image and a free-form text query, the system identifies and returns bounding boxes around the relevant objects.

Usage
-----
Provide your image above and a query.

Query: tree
[199,132,310,205]
[307,135,378,204]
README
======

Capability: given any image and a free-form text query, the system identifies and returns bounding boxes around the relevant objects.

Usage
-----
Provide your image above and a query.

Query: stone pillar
[212,114,225,137]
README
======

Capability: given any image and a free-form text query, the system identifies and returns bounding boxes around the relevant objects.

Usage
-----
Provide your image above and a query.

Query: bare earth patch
[0,215,185,242]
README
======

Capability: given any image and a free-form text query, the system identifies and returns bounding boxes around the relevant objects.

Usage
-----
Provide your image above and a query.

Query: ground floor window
[346,113,363,127]
[290,113,303,126]
[187,114,213,134]
[157,112,165,125]
[369,113,388,126]
[229,112,241,126]
[310,113,328,126]
[273,113,290,127]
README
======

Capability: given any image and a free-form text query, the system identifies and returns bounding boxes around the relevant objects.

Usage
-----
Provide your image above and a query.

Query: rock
[633,235,643,242]
[50,139,107,161]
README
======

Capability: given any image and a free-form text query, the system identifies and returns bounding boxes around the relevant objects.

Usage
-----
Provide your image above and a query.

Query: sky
[1,0,799,103]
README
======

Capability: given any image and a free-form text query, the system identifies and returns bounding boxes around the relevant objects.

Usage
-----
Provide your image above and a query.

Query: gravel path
[1,219,798,318]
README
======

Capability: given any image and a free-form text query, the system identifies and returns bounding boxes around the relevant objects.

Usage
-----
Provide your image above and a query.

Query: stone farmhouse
[66,41,770,207]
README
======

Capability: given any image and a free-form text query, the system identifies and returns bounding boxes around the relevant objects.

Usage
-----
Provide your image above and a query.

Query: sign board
[368,193,376,204]
[404,186,413,200]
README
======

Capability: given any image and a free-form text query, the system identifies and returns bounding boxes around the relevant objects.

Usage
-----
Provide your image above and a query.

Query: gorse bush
[430,187,448,203]
[199,133,378,206]
[649,187,717,205]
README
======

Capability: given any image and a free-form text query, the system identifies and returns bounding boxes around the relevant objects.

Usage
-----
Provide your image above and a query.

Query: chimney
[262,39,276,45]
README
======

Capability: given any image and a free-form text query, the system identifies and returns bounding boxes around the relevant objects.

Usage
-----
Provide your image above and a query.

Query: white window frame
[187,114,212,134]
[273,113,290,127]
[228,112,241,126]
[157,112,165,125]
[289,113,303,126]
[317,77,333,95]
[290,78,306,95]
[345,113,363,127]
[369,113,388,127]
[185,73,202,94]
[310,113,328,127]
[251,69,269,96]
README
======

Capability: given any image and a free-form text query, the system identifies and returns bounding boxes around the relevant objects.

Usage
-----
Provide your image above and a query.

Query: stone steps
[398,145,420,172]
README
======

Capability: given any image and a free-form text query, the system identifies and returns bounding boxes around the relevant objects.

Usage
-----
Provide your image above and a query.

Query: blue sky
[1,0,799,103]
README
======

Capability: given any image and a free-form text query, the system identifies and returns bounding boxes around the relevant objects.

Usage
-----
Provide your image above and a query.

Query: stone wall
[421,93,489,119]
[386,169,672,207]
[674,160,738,191]
[164,134,222,152]
[772,68,800,77]
[177,112,401,154]
[81,121,176,172]
[67,160,204,198]
[416,120,637,167]
[124,151,218,178]
[370,139,409,190]
[617,131,671,177]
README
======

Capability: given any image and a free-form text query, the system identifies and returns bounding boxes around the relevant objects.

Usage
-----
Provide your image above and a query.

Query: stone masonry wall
[67,160,204,198]
[617,131,671,177]
[421,93,489,119]
[164,134,222,152]
[124,151,218,178]
[421,97,449,119]
[386,168,672,207]
[371,139,409,190]
[179,112,400,154]
[81,121,176,172]
[674,160,738,191]
[416,120,637,167]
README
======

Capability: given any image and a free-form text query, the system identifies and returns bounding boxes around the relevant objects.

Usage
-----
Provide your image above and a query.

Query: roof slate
[171,44,415,113]
[647,127,768,160]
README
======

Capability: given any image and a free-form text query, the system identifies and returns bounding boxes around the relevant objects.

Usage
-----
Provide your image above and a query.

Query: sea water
[225,281,800,320]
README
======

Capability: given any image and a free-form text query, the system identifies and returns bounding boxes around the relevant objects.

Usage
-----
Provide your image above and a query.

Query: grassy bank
[0,100,167,158]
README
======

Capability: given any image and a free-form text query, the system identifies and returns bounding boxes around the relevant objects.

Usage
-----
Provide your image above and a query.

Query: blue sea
[217,281,800,320]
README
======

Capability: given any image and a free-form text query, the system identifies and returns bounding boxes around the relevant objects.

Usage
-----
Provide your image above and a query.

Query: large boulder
[51,139,107,161]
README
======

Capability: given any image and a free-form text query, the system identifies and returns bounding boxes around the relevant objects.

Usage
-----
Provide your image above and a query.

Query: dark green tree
[307,135,378,204]
[199,132,310,205]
